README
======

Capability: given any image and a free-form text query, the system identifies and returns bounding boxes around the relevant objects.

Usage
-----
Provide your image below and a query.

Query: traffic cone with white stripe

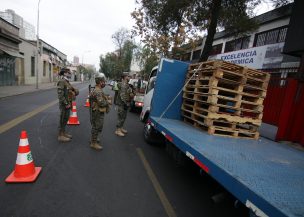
[68,101,80,125]
[84,95,90,107]
[5,130,42,183]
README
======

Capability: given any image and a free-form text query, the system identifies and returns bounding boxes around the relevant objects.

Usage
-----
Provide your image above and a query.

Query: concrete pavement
[0,81,83,99]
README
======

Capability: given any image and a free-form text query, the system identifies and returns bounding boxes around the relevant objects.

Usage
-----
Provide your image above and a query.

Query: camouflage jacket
[90,86,110,113]
[57,78,70,106]
[116,81,134,106]
[57,77,77,106]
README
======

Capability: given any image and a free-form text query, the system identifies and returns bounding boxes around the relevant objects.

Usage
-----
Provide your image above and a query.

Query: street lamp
[36,0,41,89]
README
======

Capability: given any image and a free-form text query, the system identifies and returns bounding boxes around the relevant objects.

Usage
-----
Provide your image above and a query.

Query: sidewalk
[0,82,82,99]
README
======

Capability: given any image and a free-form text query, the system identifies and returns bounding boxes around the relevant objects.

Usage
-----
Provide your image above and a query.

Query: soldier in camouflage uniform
[90,73,111,150]
[115,72,134,137]
[57,68,79,142]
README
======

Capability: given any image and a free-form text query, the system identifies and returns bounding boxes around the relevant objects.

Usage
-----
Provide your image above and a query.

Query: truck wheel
[144,121,166,146]
[143,121,156,145]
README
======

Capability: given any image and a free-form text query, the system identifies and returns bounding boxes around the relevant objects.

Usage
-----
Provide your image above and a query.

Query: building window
[192,49,201,60]
[210,44,223,55]
[254,26,288,47]
[224,36,250,53]
[49,63,51,73]
[43,61,46,76]
[31,56,35,77]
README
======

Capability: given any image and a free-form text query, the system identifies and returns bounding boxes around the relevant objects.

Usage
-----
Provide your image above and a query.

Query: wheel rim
[144,122,152,139]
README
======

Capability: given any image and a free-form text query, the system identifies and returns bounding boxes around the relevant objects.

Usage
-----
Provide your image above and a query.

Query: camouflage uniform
[90,86,110,144]
[57,77,73,134]
[116,81,133,129]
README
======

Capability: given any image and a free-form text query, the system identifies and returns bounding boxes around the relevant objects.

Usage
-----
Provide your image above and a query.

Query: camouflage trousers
[58,105,71,132]
[91,110,105,142]
[116,105,128,128]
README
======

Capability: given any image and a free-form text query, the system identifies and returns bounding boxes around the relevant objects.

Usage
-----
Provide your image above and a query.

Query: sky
[1,0,137,69]
[1,0,274,70]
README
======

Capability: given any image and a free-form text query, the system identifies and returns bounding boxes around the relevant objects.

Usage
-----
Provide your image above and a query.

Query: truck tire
[143,120,165,145]
[143,121,156,145]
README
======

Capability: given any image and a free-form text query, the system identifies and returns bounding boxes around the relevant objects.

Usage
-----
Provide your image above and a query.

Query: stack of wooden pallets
[181,60,270,139]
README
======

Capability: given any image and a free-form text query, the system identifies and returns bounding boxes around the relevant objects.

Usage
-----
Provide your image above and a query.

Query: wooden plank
[195,121,259,139]
[192,107,262,126]
[182,91,195,100]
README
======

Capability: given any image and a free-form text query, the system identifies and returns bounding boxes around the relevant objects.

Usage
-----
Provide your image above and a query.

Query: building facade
[0,9,35,40]
[180,3,299,78]
[19,39,67,85]
[0,17,23,86]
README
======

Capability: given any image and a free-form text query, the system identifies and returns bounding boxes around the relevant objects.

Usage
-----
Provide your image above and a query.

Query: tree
[99,28,137,78]
[99,53,118,78]
[132,0,199,57]
[134,45,159,79]
[132,0,262,61]
[122,40,137,73]
[78,65,94,80]
[112,28,131,59]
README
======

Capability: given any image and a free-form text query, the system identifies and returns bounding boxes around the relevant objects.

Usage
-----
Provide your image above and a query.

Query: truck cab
[140,66,158,122]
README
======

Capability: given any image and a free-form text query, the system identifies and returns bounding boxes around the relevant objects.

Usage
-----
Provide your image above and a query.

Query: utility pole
[36,0,41,89]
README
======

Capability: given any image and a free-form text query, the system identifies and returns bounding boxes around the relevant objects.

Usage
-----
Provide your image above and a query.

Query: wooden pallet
[182,60,269,140]
[185,98,261,114]
[185,79,267,99]
[193,92,264,108]
[195,122,260,140]
[183,91,195,100]
[189,60,269,79]
[189,60,247,74]
[181,114,259,139]
[192,100,263,121]
[182,106,261,126]
[183,89,264,119]
[187,68,246,83]
[188,61,270,91]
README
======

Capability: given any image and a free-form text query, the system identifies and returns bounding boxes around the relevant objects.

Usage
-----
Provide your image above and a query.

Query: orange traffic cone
[5,131,42,183]
[68,101,80,125]
[84,95,90,107]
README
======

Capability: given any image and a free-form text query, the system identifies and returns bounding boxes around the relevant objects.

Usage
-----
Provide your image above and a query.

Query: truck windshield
[146,77,156,93]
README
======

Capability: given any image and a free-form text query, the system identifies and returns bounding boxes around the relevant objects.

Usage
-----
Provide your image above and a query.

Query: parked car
[129,78,148,112]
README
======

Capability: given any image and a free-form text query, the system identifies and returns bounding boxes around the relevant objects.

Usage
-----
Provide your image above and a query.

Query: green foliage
[134,45,159,79]
[78,65,94,79]
[132,0,263,60]
[99,28,137,79]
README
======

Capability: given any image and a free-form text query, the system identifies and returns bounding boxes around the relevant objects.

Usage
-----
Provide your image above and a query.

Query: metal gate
[0,55,16,86]
[263,77,304,145]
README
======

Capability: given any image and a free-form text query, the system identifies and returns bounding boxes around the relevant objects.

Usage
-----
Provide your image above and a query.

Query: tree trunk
[199,0,222,61]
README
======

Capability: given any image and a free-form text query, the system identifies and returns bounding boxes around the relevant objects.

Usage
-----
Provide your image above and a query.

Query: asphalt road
[0,83,248,217]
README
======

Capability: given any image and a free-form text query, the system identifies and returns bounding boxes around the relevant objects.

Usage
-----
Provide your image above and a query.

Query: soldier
[115,72,134,137]
[90,73,111,150]
[57,68,79,142]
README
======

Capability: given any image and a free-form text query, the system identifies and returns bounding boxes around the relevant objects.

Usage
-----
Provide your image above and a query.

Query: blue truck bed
[149,58,304,217]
